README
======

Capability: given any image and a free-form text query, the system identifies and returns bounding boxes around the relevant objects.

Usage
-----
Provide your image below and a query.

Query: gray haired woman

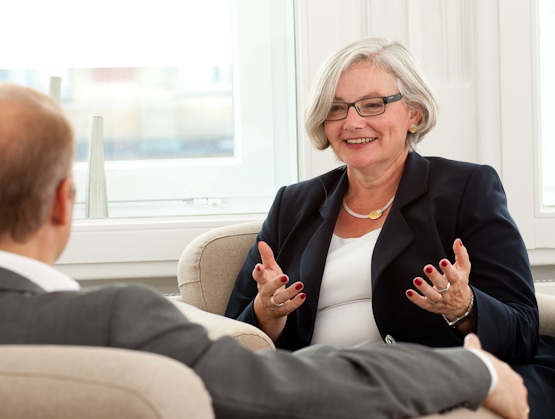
[227,38,555,417]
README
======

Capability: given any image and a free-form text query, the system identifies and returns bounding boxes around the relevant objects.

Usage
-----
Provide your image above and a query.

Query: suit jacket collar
[0,250,79,292]
[0,267,45,294]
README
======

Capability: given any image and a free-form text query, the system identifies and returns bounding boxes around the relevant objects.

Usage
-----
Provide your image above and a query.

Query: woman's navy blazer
[226,152,538,364]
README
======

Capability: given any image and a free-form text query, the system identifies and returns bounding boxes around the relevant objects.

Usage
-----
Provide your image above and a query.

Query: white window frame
[495,0,555,265]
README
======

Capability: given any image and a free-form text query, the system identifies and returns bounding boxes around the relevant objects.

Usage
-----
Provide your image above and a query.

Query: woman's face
[323,61,420,174]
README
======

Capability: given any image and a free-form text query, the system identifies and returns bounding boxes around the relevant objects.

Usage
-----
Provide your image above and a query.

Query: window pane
[2,66,233,162]
[0,0,297,219]
[540,0,555,207]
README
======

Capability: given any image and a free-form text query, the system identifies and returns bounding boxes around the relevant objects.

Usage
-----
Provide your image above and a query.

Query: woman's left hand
[405,238,474,321]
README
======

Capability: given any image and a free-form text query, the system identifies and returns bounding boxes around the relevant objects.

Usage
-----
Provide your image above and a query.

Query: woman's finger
[422,264,452,292]
[253,241,283,284]
[453,238,471,275]
[258,241,279,270]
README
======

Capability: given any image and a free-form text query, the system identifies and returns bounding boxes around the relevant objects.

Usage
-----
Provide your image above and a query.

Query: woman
[225,37,554,416]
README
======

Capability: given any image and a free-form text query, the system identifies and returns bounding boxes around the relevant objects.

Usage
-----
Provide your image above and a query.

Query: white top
[0,250,80,292]
[309,231,497,394]
[311,229,382,348]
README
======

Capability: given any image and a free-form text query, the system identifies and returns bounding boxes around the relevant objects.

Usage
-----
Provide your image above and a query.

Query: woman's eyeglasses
[325,93,403,121]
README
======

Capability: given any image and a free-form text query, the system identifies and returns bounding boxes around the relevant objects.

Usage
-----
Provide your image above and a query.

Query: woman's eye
[330,104,346,112]
[361,102,381,109]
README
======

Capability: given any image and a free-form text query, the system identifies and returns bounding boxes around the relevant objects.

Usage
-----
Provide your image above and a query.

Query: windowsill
[528,249,555,266]
[56,214,265,280]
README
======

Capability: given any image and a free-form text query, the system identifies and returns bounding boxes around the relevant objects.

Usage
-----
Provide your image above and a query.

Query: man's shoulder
[46,283,166,308]
[44,283,175,327]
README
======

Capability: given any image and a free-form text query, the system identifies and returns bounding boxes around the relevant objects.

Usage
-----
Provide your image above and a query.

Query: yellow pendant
[368,210,382,220]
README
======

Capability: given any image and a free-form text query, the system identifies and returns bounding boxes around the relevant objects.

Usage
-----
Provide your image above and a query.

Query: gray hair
[304,38,438,151]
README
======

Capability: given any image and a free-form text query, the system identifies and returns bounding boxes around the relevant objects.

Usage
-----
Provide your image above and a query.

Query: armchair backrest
[178,220,262,315]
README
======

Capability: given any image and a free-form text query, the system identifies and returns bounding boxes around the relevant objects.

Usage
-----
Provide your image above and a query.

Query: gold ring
[433,282,451,293]
[270,294,284,307]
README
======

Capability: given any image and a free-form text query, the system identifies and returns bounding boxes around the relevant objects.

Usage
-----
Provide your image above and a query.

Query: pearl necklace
[342,196,395,220]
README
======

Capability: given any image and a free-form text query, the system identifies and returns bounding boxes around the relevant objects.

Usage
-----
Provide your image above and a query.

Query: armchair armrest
[167,295,275,351]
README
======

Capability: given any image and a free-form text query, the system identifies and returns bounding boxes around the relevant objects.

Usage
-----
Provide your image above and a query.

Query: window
[0,0,297,280]
[1,0,297,219]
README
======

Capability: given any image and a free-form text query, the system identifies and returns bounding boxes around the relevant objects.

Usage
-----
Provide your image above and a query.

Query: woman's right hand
[252,241,306,342]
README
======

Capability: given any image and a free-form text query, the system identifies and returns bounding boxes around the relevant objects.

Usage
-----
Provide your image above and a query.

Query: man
[0,83,528,419]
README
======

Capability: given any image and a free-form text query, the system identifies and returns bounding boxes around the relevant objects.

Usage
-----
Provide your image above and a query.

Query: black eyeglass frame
[325,92,403,121]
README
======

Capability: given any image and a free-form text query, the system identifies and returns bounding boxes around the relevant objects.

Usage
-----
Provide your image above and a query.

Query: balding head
[0,83,74,243]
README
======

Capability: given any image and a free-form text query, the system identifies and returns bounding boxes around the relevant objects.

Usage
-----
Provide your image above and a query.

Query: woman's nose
[343,106,365,129]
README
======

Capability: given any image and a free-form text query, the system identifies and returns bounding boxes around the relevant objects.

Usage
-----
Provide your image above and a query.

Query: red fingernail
[256,265,262,272]
[425,266,433,274]
[295,283,303,290]
[441,260,448,267]
[458,239,463,247]
[414,278,423,286]
[406,290,414,297]
[300,293,306,300]
[280,276,288,283]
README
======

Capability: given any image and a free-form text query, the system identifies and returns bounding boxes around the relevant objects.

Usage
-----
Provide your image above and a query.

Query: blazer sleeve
[111,286,492,419]
[457,164,538,362]
[224,186,286,326]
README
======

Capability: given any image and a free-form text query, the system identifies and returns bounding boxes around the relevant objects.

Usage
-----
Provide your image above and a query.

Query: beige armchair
[0,291,277,419]
[0,345,213,419]
[177,220,555,419]
[0,222,273,419]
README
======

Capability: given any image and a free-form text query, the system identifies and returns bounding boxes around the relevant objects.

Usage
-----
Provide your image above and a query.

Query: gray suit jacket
[0,267,491,418]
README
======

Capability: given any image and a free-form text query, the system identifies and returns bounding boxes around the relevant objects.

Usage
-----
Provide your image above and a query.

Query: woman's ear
[408,104,423,129]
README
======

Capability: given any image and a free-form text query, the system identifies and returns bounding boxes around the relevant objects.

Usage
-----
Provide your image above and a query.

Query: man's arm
[112,286,526,419]
[194,339,491,419]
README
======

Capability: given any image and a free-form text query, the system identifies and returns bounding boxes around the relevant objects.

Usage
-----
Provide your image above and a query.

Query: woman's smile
[345,137,377,145]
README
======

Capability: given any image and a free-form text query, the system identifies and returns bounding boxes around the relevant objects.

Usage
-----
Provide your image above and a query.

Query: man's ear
[50,178,74,226]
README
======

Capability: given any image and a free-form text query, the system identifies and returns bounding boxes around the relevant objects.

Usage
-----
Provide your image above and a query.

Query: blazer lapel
[372,153,430,282]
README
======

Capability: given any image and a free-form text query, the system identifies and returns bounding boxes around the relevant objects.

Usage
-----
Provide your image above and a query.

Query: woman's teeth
[346,138,376,144]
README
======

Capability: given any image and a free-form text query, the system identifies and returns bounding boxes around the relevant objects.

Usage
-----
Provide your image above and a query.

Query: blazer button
[384,334,396,345]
